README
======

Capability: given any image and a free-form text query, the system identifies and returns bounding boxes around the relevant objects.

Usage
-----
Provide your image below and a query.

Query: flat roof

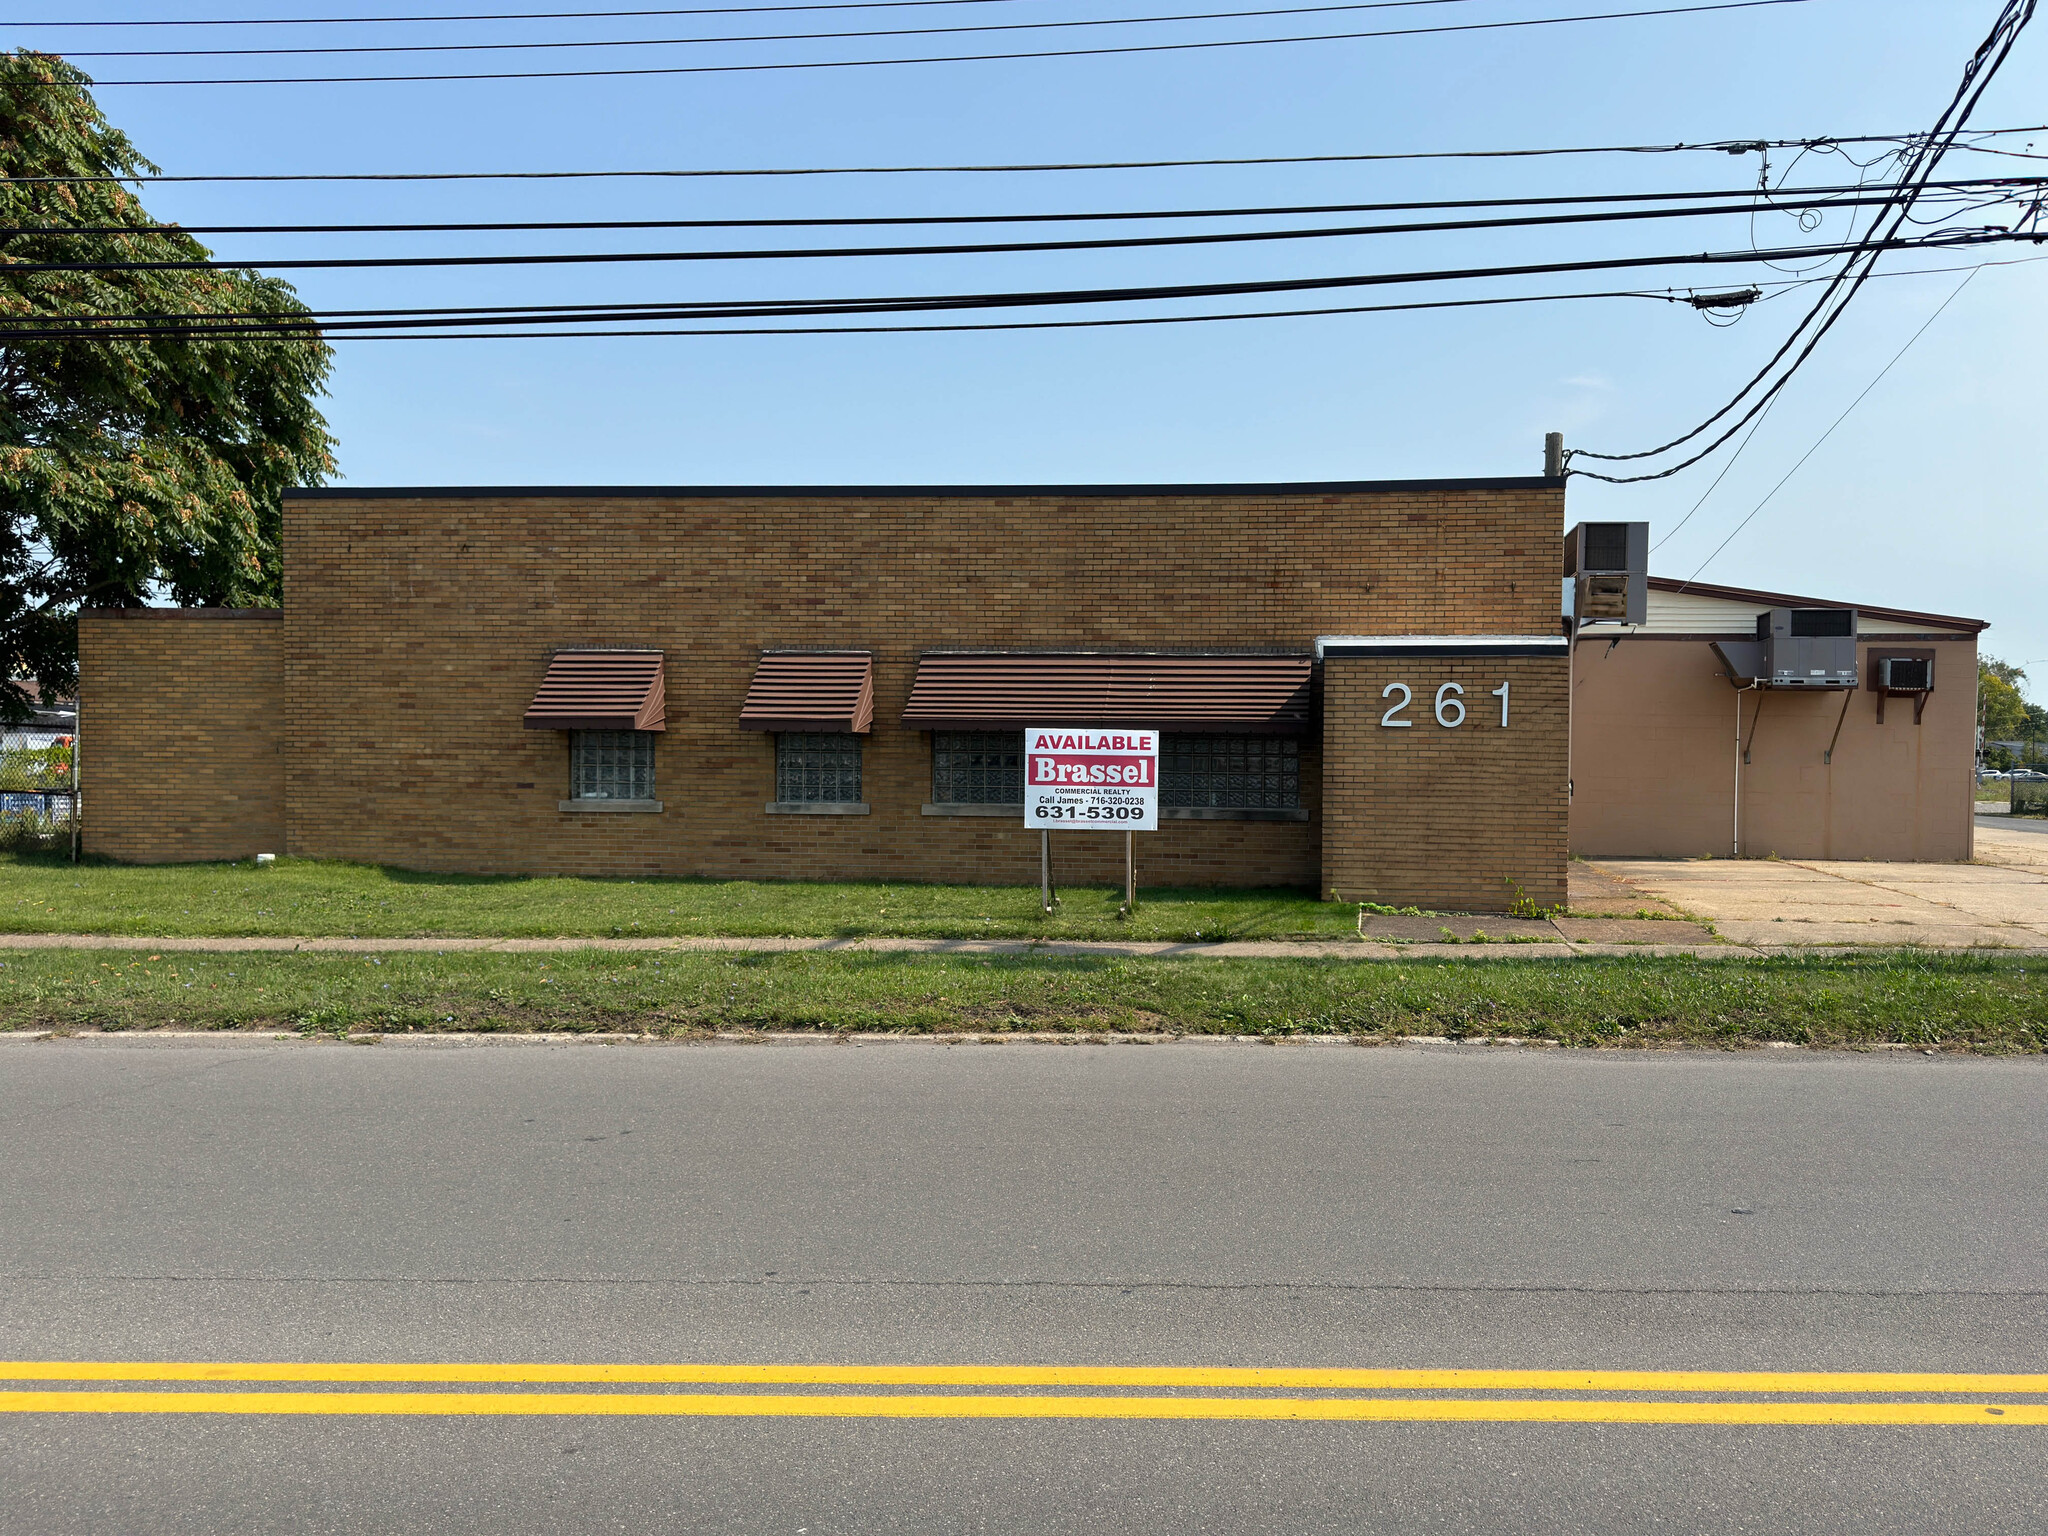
[283,476,1564,500]
[1318,634,1569,658]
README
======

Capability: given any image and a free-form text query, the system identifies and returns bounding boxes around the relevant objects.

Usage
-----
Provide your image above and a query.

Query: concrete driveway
[1582,816,2048,947]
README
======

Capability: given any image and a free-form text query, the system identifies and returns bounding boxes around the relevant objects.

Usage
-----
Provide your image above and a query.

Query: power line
[0,229,2030,336]
[1569,0,2039,482]
[12,128,2047,183]
[6,249,2036,343]
[41,247,2036,325]
[1953,141,2048,161]
[8,189,2027,268]
[8,177,2036,236]
[1681,266,1981,582]
[1646,392,1785,552]
[10,0,1078,24]
[0,284,1675,342]
[69,0,1827,84]
[11,258,1937,325]
[51,0,1507,57]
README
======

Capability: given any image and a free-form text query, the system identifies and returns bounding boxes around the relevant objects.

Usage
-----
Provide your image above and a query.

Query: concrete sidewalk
[0,930,2039,961]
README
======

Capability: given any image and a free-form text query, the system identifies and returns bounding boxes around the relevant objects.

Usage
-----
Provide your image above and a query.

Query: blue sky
[21,0,2048,673]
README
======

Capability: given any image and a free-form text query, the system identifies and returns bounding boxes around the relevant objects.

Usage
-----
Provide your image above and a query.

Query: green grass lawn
[2,948,2040,1050]
[0,853,1358,942]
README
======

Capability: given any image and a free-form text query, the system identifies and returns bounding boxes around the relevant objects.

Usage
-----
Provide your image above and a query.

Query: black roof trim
[283,476,1563,501]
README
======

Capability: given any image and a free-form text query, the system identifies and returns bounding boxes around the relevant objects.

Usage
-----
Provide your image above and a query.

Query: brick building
[79,478,1572,910]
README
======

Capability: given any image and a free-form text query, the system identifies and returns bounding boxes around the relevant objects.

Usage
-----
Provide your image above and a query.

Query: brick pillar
[1320,640,1569,912]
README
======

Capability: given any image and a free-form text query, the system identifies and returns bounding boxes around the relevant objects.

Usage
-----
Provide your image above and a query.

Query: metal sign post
[1024,728,1158,916]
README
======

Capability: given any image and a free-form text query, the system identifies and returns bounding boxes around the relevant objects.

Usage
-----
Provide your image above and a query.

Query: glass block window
[776,732,863,803]
[1161,734,1300,810]
[569,730,656,801]
[931,730,1024,804]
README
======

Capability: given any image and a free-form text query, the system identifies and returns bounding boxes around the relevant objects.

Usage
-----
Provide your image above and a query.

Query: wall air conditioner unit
[1878,655,1933,692]
[1755,607,1858,688]
[1563,521,1648,625]
[1870,650,1934,723]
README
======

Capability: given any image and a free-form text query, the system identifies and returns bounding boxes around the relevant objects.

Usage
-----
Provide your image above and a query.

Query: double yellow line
[3,1363,2044,1424]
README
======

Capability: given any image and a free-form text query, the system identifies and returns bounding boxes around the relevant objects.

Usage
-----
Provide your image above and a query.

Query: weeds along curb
[0,1029,1970,1054]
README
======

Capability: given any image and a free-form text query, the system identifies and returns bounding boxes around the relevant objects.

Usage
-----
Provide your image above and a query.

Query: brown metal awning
[739,651,875,733]
[901,652,1313,734]
[523,649,665,731]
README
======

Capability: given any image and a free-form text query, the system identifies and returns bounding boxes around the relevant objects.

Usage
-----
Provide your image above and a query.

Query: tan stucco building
[1569,577,1985,863]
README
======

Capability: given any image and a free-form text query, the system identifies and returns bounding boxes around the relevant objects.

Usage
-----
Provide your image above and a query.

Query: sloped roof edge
[1648,577,1987,634]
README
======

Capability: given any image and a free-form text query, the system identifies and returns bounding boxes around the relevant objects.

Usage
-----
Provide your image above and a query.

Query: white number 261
[1374,680,1512,728]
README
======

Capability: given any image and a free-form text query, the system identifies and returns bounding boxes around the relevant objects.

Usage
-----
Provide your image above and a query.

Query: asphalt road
[1980,808,2048,837]
[2,1037,2045,1534]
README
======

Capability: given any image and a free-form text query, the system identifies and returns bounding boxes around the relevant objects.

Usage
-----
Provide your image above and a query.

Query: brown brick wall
[71,483,1561,891]
[275,486,1560,890]
[78,609,285,864]
[1321,651,1569,911]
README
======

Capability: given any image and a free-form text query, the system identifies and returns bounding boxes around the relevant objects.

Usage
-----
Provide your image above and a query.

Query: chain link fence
[0,735,77,853]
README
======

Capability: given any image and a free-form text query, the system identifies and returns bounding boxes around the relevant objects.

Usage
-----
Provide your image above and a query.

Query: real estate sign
[1025,728,1158,831]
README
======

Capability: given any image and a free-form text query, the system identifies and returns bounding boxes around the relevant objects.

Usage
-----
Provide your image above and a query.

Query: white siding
[1619,586,1975,638]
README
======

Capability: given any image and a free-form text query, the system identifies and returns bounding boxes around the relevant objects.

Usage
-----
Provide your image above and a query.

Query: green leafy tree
[1,51,335,722]
[1979,657,2028,743]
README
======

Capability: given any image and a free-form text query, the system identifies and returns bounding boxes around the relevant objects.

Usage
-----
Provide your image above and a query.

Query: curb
[0,1029,1960,1053]
[0,934,2043,960]
[0,1029,1451,1048]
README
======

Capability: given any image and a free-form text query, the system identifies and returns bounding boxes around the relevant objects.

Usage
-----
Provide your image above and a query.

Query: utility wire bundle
[0,1,2039,475]
[0,149,2041,342]
[1568,0,2040,480]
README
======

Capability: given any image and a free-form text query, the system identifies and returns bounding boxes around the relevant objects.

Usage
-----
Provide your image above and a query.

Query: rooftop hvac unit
[1755,607,1858,688]
[1563,521,1648,625]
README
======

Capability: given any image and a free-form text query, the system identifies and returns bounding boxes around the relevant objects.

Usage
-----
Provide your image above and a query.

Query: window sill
[559,799,664,814]
[922,802,1025,817]
[765,801,871,815]
[1161,806,1309,822]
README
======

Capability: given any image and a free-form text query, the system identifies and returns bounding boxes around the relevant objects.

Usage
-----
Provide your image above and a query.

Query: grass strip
[0,854,1357,942]
[2,949,2043,1051]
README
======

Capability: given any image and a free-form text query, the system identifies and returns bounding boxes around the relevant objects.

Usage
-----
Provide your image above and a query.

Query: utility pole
[1544,432,1565,479]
